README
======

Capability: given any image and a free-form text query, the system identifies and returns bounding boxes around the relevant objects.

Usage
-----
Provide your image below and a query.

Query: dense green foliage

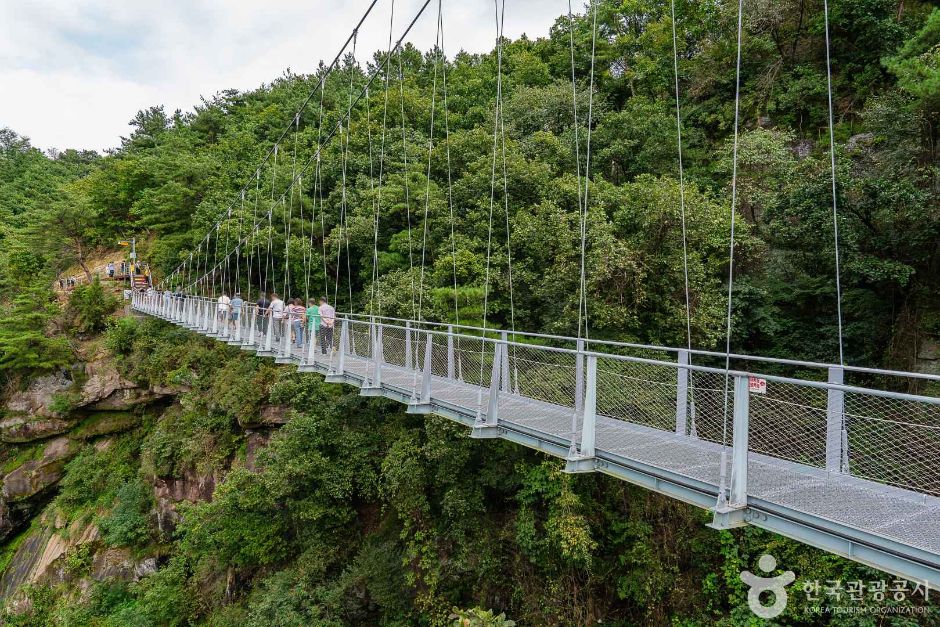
[3,318,928,624]
[1,0,940,623]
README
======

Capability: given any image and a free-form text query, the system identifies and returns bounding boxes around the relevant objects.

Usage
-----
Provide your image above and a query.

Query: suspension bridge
[133,0,940,587]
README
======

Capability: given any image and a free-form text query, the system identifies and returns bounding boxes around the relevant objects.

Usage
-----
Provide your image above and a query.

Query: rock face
[2,437,79,502]
[916,338,940,376]
[3,359,167,425]
[91,547,156,582]
[4,372,72,418]
[245,430,271,471]
[79,359,151,409]
[70,412,141,440]
[238,404,290,429]
[0,416,71,443]
[153,467,217,535]
[0,436,81,543]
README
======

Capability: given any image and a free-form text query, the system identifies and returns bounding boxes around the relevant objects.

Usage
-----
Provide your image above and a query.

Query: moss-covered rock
[0,416,71,444]
[69,412,141,440]
[1,438,80,502]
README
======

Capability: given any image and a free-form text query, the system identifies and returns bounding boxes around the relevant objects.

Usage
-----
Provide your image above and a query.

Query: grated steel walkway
[134,295,940,586]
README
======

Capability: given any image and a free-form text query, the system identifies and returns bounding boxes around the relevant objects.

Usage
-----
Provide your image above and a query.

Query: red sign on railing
[748,376,767,394]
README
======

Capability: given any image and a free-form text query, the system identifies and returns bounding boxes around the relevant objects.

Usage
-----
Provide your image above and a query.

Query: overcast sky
[0,0,563,153]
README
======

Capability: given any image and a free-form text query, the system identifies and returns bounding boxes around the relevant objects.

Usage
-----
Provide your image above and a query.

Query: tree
[0,287,71,378]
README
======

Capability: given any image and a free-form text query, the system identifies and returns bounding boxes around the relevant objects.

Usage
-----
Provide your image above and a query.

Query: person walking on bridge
[305,298,320,347]
[288,298,305,349]
[318,296,335,354]
[229,292,243,332]
[107,262,115,278]
[256,293,271,337]
[269,292,285,342]
[217,292,231,323]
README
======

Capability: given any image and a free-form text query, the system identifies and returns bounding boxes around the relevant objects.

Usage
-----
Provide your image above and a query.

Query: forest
[0,0,938,624]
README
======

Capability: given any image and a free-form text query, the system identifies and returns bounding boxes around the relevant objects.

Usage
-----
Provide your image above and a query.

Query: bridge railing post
[210,298,219,336]
[729,374,750,508]
[329,319,348,376]
[575,339,585,414]
[565,353,597,473]
[373,323,383,386]
[581,355,597,458]
[421,331,433,403]
[825,366,847,473]
[500,331,510,394]
[487,339,503,425]
[447,325,455,380]
[408,330,435,414]
[709,373,750,529]
[676,349,690,436]
[233,304,242,342]
[405,321,412,369]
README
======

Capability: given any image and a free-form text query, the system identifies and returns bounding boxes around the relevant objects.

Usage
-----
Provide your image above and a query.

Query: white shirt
[318,303,336,328]
[270,298,285,319]
[217,295,231,312]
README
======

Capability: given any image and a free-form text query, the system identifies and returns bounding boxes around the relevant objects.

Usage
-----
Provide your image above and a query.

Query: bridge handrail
[335,310,940,383]
[332,314,940,406]
[171,296,940,387]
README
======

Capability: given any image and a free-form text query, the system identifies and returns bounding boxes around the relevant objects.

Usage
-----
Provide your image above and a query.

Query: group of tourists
[215,292,336,354]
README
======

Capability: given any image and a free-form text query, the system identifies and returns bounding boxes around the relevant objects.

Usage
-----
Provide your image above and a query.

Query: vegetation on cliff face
[0,0,939,624]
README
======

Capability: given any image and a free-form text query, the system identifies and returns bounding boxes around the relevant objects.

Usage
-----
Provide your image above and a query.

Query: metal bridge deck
[338,352,940,557]
[134,298,940,586]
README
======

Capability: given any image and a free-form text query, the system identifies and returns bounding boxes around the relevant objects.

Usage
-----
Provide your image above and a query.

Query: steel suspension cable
[371,0,398,318]
[718,0,746,506]
[333,34,359,309]
[567,0,584,275]
[160,0,381,289]
[417,0,443,324]
[822,0,844,366]
[398,42,418,321]
[671,0,693,354]
[438,3,459,329]
[189,0,435,303]
[577,0,599,343]
[476,0,507,413]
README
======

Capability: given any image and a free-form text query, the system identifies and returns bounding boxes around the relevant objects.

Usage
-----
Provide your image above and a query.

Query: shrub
[100,479,154,548]
[66,276,119,334]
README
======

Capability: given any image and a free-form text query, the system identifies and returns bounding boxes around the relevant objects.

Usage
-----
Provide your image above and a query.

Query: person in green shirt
[305,298,320,346]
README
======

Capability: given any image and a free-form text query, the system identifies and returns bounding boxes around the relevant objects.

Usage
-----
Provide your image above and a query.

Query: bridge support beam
[275,318,293,364]
[675,349,689,436]
[257,312,276,357]
[405,321,412,369]
[325,320,349,383]
[298,326,319,372]
[709,374,750,529]
[565,354,598,473]
[826,366,848,473]
[407,332,434,414]
[447,326,455,380]
[361,323,385,396]
[241,306,258,351]
[208,299,219,337]
[471,339,504,439]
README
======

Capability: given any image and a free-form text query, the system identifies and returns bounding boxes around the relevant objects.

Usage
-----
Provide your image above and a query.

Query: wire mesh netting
[686,370,730,445]
[429,333,450,378]
[453,336,498,388]
[748,380,828,468]
[596,355,678,432]
[348,321,373,360]
[845,392,940,496]
[505,344,578,410]
[381,326,408,368]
